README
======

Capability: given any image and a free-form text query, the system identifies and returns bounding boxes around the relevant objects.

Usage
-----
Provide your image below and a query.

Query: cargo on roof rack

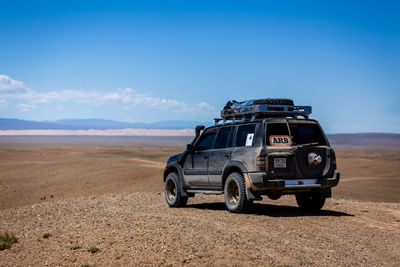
[219,98,312,121]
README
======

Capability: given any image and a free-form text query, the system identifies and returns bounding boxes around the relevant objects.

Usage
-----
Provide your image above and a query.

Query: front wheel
[165,172,188,207]
[295,191,326,211]
[224,172,251,213]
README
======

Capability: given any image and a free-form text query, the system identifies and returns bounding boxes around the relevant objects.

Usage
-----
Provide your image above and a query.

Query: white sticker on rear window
[269,135,291,146]
[245,133,254,146]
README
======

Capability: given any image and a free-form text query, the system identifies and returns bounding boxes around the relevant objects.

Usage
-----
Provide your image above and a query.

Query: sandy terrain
[0,136,400,266]
[1,193,399,266]
[0,145,172,210]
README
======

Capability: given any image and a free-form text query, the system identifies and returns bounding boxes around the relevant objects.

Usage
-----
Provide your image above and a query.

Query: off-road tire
[164,172,188,207]
[224,172,251,213]
[295,191,326,211]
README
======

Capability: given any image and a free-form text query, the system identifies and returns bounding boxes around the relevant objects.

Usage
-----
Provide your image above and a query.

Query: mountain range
[0,118,206,130]
[1,118,399,149]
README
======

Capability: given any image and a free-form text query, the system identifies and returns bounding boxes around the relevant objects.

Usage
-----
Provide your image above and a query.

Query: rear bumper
[248,170,340,190]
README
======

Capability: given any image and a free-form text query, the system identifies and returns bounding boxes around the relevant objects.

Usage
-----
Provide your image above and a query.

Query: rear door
[265,122,295,178]
[207,126,235,187]
[288,121,331,178]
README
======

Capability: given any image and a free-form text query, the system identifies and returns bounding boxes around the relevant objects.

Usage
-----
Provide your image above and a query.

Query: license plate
[274,158,287,168]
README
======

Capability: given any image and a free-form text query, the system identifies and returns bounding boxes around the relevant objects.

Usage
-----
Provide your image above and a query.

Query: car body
[163,100,340,212]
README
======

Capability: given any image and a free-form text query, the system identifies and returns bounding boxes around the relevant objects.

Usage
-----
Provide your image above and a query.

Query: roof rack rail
[219,103,312,122]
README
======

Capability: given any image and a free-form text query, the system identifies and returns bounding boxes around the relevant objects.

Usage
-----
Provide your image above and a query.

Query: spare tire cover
[295,147,326,178]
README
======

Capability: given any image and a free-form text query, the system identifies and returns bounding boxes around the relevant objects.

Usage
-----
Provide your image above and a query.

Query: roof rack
[217,102,312,124]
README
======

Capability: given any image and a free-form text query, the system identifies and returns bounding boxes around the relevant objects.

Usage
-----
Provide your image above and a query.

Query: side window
[266,123,290,146]
[215,126,233,149]
[236,124,256,147]
[197,131,217,150]
[226,126,235,148]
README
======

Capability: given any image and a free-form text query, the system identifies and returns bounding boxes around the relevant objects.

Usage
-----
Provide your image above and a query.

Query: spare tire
[295,147,326,178]
[253,98,294,105]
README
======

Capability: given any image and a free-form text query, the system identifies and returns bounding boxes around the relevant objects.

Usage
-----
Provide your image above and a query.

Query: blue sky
[0,0,399,133]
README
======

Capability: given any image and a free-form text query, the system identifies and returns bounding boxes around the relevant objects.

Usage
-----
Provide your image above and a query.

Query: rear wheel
[295,191,326,211]
[164,172,188,207]
[224,172,251,213]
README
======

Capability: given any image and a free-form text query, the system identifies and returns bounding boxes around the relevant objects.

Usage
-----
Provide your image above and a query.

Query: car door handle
[225,154,229,158]
[204,155,208,159]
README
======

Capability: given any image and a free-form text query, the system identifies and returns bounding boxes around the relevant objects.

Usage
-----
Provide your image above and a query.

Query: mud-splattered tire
[165,172,188,207]
[296,191,326,211]
[224,172,251,213]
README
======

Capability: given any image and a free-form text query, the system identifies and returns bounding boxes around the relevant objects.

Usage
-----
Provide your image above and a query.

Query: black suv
[163,99,340,213]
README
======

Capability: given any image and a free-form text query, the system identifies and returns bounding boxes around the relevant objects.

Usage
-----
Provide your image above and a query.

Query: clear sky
[0,0,399,133]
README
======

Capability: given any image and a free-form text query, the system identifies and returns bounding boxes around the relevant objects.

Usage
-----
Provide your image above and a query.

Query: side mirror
[186,144,195,152]
[195,125,205,137]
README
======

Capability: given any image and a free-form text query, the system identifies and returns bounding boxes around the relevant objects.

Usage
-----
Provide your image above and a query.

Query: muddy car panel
[164,117,340,199]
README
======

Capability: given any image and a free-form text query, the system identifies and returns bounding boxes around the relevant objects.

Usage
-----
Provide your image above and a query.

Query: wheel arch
[163,163,188,197]
[221,161,248,188]
[164,165,178,181]
[222,161,260,201]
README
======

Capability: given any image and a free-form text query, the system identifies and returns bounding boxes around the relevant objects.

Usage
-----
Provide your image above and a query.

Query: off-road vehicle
[163,98,340,213]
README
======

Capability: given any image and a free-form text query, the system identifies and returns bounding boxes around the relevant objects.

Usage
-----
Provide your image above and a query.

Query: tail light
[332,152,337,170]
[256,156,266,171]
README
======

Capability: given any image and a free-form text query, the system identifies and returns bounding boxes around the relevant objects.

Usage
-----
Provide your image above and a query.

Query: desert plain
[0,135,399,266]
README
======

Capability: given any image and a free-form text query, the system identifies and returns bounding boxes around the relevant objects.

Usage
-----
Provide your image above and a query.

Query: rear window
[266,123,290,146]
[236,124,256,147]
[289,123,327,145]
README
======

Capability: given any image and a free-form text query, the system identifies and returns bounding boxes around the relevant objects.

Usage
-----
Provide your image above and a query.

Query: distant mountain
[1,119,400,148]
[327,133,400,149]
[0,118,208,130]
[2,119,399,149]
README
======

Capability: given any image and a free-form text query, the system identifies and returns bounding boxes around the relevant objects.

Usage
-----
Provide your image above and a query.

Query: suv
[163,99,340,213]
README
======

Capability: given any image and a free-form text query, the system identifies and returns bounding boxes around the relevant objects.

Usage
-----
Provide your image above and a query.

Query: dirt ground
[0,145,172,210]
[0,137,400,266]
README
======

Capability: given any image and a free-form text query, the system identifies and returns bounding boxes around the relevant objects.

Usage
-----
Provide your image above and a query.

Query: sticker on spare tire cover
[269,135,291,146]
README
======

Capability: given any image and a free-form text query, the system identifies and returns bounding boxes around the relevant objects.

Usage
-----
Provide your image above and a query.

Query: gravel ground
[1,192,399,266]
